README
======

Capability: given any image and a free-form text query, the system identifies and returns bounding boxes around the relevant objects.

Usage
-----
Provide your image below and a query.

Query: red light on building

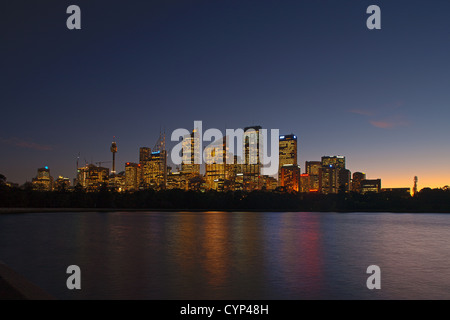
[300,174,309,177]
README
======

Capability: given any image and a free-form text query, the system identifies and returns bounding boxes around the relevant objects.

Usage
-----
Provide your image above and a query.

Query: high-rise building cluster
[29,125,407,194]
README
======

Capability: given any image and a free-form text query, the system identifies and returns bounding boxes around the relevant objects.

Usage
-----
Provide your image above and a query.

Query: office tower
[139,147,151,187]
[142,150,166,189]
[299,174,310,193]
[361,179,381,194]
[139,147,151,163]
[77,164,110,192]
[109,171,125,192]
[141,133,167,190]
[228,155,244,191]
[321,156,345,169]
[244,125,262,190]
[305,161,321,175]
[54,176,71,190]
[305,161,321,192]
[339,169,351,193]
[234,173,244,191]
[279,164,301,192]
[166,171,189,190]
[125,162,141,191]
[181,129,201,176]
[279,134,298,185]
[352,172,366,193]
[204,137,233,191]
[262,175,278,191]
[319,165,339,194]
[321,156,348,193]
[32,166,53,191]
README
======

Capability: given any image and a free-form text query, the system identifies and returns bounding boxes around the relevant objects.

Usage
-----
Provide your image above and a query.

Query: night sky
[2,0,450,188]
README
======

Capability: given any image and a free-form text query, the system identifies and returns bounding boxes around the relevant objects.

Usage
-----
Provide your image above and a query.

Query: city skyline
[2,1,450,188]
[8,127,435,194]
[0,122,446,191]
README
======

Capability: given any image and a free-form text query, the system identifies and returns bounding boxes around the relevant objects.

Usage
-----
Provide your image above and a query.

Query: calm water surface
[0,211,449,299]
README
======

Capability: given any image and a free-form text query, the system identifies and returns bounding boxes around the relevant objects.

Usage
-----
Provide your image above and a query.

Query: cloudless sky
[1,0,450,188]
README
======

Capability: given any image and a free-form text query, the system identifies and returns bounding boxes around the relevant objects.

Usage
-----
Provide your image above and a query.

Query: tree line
[1,177,450,212]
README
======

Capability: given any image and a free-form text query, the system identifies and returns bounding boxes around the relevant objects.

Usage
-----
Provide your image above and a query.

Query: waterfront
[0,211,449,299]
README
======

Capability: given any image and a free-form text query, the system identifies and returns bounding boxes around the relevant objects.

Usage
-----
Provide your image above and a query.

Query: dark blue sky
[2,0,450,188]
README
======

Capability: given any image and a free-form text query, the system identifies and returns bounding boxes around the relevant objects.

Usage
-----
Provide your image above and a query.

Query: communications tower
[111,137,118,174]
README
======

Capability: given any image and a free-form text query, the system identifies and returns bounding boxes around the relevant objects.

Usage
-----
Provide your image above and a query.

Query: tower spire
[413,176,418,196]
[110,136,118,174]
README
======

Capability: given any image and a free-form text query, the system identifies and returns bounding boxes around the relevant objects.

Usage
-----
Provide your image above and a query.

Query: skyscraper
[299,173,311,193]
[279,164,301,192]
[54,176,70,191]
[142,151,166,189]
[125,162,141,191]
[305,161,321,192]
[321,156,345,170]
[352,172,366,193]
[32,166,53,191]
[279,134,298,185]
[139,147,151,163]
[181,129,201,176]
[244,125,262,190]
[319,165,338,194]
[204,136,233,191]
[320,156,348,193]
[141,133,167,190]
[339,169,351,193]
[77,164,109,192]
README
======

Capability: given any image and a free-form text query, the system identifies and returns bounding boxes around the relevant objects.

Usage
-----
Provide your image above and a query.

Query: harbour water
[0,211,449,299]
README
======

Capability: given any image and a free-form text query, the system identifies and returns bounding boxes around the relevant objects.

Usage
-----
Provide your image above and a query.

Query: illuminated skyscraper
[181,129,201,176]
[54,176,70,191]
[279,134,298,185]
[204,136,233,191]
[141,133,167,190]
[305,161,321,191]
[322,156,345,169]
[142,151,166,189]
[244,125,262,190]
[139,147,151,187]
[319,165,338,194]
[299,173,311,193]
[125,162,141,191]
[77,164,109,192]
[32,166,53,191]
[352,172,366,193]
[279,164,300,192]
[320,156,348,193]
[305,161,321,175]
[139,147,151,163]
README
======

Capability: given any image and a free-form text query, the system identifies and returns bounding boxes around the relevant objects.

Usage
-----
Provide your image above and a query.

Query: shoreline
[0,207,449,214]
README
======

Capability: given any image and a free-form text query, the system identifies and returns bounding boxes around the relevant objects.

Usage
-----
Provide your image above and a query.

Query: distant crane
[95,161,112,167]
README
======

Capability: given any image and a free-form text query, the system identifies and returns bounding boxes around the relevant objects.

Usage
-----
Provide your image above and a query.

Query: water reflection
[1,211,450,299]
